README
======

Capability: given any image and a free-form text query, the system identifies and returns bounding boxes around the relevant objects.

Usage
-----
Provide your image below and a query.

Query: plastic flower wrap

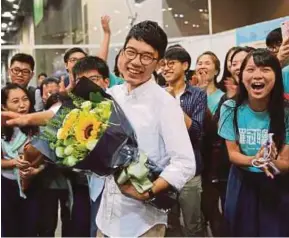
[32,77,137,176]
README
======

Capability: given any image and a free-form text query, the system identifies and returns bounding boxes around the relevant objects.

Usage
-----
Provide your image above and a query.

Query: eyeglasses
[68,57,83,63]
[123,47,158,66]
[76,75,104,83]
[159,60,176,69]
[267,43,281,53]
[10,67,32,76]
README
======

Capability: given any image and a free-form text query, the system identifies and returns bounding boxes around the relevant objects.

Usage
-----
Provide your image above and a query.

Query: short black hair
[63,47,87,63]
[124,21,168,59]
[38,72,47,79]
[10,53,35,71]
[164,47,191,71]
[167,44,183,50]
[72,56,109,80]
[230,46,255,64]
[266,28,282,48]
[39,77,59,97]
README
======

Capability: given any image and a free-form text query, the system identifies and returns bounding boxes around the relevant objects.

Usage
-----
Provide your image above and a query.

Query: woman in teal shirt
[195,51,224,115]
[218,49,289,236]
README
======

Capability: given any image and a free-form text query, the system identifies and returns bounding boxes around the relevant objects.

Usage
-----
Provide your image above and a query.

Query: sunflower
[59,110,79,140]
[74,111,101,145]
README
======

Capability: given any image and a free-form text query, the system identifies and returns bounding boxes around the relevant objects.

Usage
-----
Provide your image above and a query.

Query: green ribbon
[117,151,153,193]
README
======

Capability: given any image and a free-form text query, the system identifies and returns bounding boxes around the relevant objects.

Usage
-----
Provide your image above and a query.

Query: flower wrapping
[32,77,137,176]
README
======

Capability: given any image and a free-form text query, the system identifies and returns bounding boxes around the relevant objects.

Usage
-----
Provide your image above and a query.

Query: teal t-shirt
[208,89,224,115]
[109,72,124,88]
[218,100,289,172]
[282,65,289,94]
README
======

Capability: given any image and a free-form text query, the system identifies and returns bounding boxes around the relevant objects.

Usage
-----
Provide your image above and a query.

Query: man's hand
[119,184,149,201]
[2,111,29,127]
[101,15,111,34]
[277,37,289,67]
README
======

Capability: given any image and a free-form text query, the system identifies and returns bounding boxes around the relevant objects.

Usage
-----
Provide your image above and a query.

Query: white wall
[83,0,163,45]
[173,29,236,79]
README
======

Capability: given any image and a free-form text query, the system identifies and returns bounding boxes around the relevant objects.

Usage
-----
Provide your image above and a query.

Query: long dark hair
[234,49,286,151]
[196,51,221,89]
[219,47,240,92]
[1,84,39,141]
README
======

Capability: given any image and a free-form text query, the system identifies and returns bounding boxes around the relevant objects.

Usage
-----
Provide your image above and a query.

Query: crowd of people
[1,16,289,237]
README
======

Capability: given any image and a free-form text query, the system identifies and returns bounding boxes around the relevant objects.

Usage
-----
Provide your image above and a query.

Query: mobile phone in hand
[281,21,289,40]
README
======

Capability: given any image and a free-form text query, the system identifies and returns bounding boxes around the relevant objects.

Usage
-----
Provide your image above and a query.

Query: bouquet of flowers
[32,77,137,176]
[32,77,177,212]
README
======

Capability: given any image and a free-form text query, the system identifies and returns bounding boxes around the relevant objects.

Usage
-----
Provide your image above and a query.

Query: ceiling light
[12,10,17,14]
[8,22,13,26]
[199,9,203,12]
[184,21,189,24]
[196,24,200,28]
[2,12,14,18]
[6,0,16,2]
[162,8,166,12]
[168,8,173,11]
[1,32,5,37]
[192,24,196,27]
[1,23,8,28]
[174,14,178,17]
[1,39,7,44]
[13,4,19,9]
[179,14,184,18]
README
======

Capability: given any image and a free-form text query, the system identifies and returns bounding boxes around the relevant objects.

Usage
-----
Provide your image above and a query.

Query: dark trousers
[38,189,71,237]
[69,184,91,237]
[1,176,40,237]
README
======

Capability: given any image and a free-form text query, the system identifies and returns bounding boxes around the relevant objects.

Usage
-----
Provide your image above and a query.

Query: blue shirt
[179,84,207,175]
[109,72,124,88]
[282,65,289,94]
[208,89,224,115]
[218,100,289,172]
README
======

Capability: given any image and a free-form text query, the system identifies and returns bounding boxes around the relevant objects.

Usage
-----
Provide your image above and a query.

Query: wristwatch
[147,188,155,200]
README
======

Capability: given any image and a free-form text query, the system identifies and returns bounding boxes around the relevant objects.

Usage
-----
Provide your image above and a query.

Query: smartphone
[281,21,289,40]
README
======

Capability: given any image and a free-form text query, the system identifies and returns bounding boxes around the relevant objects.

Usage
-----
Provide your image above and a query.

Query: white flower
[86,139,98,151]
[66,155,78,166]
[55,147,65,158]
[70,108,80,115]
[57,128,64,140]
[81,101,92,111]
[64,145,74,156]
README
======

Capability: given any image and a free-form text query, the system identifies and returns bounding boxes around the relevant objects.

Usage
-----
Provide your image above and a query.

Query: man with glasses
[161,46,207,237]
[8,53,42,110]
[95,20,196,237]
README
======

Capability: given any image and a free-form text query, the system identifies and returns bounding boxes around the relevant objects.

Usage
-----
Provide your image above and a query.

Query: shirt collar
[122,75,155,99]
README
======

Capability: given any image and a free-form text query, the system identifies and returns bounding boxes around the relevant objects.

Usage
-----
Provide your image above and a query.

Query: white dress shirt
[96,78,196,237]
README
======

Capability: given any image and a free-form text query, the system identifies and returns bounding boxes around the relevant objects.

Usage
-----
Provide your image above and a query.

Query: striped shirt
[179,84,207,175]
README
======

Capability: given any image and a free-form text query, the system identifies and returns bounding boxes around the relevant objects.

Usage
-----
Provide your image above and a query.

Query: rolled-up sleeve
[159,100,196,191]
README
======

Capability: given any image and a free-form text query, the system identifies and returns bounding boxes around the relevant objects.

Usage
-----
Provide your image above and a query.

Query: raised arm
[98,15,111,61]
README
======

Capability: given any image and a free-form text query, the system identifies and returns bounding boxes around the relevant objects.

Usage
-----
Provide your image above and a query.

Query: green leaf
[89,92,104,103]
